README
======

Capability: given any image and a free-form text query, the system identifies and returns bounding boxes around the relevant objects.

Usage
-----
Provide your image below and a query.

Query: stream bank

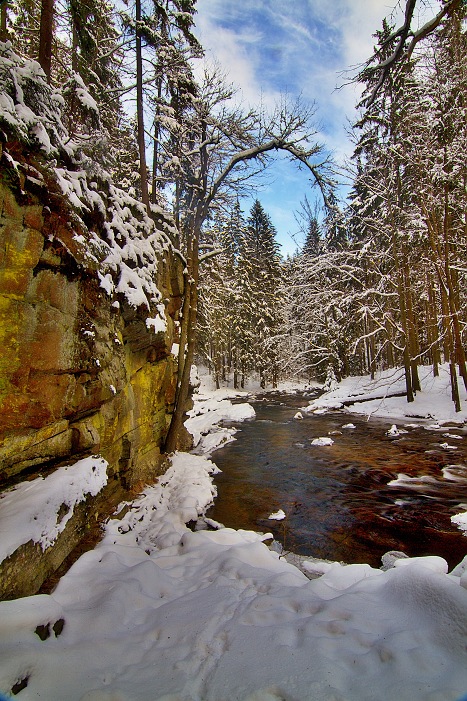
[207,391,467,568]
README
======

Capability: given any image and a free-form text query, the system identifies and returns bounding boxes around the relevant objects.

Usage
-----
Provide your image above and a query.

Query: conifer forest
[0,0,466,414]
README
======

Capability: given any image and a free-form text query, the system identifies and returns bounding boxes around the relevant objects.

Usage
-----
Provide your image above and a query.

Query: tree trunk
[385,318,395,368]
[449,355,461,412]
[402,249,421,393]
[165,231,199,452]
[38,0,54,82]
[426,271,440,377]
[151,77,163,204]
[136,0,149,208]
[1,1,8,41]
[391,232,414,402]
[72,18,78,73]
[442,185,467,391]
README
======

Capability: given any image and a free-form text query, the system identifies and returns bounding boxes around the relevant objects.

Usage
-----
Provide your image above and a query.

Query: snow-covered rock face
[0,44,186,599]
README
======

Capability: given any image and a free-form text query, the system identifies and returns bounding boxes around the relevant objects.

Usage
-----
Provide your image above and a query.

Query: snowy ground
[1,369,467,701]
[303,364,467,424]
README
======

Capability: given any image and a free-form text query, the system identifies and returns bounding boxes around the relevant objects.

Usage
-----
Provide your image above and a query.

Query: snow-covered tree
[197,200,285,389]
[344,4,467,409]
[242,200,284,388]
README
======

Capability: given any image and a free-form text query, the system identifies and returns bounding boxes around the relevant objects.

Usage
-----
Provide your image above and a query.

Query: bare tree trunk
[402,255,421,393]
[439,279,461,411]
[398,281,414,401]
[1,1,8,41]
[151,78,163,204]
[136,0,149,208]
[449,353,461,412]
[391,228,414,402]
[426,271,440,376]
[39,0,54,82]
[442,185,467,391]
[72,18,78,73]
[385,318,395,368]
[165,236,199,452]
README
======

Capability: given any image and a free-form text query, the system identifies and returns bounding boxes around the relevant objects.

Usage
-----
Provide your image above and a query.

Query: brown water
[207,392,467,569]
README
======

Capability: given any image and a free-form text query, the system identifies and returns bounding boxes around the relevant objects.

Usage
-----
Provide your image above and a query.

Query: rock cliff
[0,43,186,599]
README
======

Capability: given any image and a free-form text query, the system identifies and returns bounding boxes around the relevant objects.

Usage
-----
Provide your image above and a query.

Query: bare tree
[164,68,335,450]
[135,0,149,206]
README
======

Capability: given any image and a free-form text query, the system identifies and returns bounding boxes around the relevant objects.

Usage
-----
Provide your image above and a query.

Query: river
[207,391,467,569]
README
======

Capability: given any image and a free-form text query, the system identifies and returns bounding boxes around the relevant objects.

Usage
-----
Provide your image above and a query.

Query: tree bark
[402,252,421,393]
[165,236,199,452]
[426,271,440,376]
[151,77,163,204]
[0,1,7,41]
[136,0,149,208]
[38,0,54,82]
[442,185,467,391]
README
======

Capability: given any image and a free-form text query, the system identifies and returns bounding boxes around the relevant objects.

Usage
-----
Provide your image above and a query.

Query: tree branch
[362,0,461,107]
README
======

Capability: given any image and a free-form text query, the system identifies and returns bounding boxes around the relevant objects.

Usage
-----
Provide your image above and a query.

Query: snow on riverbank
[302,364,467,423]
[302,364,467,542]
[185,388,255,455]
[1,382,467,700]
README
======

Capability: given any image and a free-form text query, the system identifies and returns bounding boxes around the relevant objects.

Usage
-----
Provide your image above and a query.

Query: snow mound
[311,436,334,446]
[1,445,467,700]
[186,396,255,449]
[439,442,458,451]
[303,364,467,423]
[452,510,467,535]
[268,509,286,521]
[386,424,408,437]
[0,456,108,562]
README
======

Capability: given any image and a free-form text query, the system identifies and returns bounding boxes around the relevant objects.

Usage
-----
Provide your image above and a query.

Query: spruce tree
[242,200,283,388]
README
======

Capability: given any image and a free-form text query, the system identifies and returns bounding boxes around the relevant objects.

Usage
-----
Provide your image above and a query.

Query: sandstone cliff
[0,43,186,599]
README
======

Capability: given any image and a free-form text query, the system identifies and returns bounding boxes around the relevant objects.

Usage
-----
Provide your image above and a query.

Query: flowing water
[207,391,467,569]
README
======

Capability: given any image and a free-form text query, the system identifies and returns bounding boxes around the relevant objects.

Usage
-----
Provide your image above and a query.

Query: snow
[268,509,286,521]
[303,364,467,423]
[0,43,176,320]
[440,442,458,451]
[452,511,467,535]
[386,424,408,437]
[1,377,467,699]
[0,456,108,562]
[311,436,334,446]
[145,313,167,335]
[185,390,255,452]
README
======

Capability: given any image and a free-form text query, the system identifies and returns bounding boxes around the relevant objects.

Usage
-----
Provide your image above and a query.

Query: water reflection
[207,392,467,569]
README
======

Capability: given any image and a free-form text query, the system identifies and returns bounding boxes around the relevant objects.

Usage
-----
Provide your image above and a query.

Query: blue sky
[193,0,428,255]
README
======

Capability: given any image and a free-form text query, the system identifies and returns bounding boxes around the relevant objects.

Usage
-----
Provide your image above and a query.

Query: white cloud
[193,0,439,254]
[195,0,398,163]
[195,0,281,108]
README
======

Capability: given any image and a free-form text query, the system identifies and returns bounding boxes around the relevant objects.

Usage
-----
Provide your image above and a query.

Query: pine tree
[242,200,283,388]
